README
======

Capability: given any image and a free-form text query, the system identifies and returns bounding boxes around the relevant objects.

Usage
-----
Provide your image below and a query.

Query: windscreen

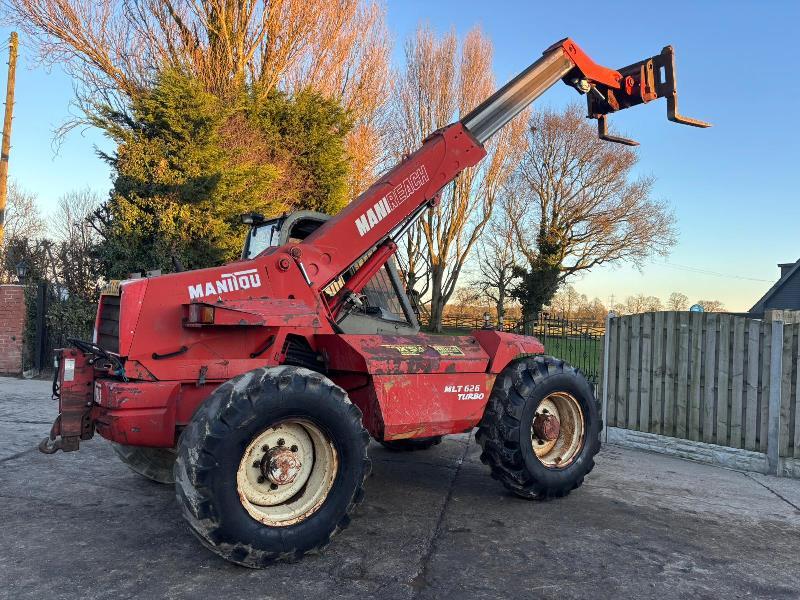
[243,221,281,259]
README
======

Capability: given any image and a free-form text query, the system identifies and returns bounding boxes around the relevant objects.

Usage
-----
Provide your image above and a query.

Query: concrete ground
[1,376,799,600]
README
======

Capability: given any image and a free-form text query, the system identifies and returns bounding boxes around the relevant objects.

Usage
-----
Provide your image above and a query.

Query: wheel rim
[236,419,338,526]
[530,392,585,468]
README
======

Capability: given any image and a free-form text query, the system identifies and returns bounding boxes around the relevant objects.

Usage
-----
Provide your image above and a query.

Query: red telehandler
[40,39,708,567]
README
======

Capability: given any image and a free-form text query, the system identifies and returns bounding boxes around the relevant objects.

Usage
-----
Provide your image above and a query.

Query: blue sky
[3,0,799,311]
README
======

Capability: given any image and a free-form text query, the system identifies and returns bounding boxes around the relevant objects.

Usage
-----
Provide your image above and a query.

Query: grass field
[539,335,602,380]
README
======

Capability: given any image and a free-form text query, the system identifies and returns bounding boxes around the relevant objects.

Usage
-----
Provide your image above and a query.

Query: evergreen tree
[93,70,352,278]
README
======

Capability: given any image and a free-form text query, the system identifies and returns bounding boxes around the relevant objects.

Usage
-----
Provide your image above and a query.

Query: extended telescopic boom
[299,38,709,315]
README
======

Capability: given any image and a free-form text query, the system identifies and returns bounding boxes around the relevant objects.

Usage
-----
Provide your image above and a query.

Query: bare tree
[579,297,608,323]
[396,221,430,319]
[547,286,608,322]
[4,0,390,195]
[508,104,676,323]
[696,299,725,313]
[284,1,390,196]
[667,291,689,311]
[450,285,482,315]
[50,188,101,299]
[475,212,518,326]
[0,182,45,282]
[547,284,582,319]
[393,25,527,332]
[619,294,663,315]
[1,181,44,241]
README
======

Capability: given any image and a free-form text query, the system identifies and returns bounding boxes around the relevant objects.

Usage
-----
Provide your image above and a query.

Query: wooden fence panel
[617,317,629,428]
[606,319,618,427]
[640,313,652,431]
[730,317,745,449]
[760,321,772,453]
[795,349,800,458]
[716,315,731,446]
[628,315,641,430]
[676,312,690,439]
[745,320,760,451]
[780,325,796,457]
[604,311,800,463]
[703,314,717,443]
[652,312,665,434]
[689,312,704,441]
[664,311,677,437]
[791,324,798,457]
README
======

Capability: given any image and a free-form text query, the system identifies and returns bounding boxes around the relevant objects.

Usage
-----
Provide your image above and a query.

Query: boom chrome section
[461,49,573,144]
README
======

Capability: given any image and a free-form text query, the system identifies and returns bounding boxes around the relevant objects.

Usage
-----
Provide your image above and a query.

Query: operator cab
[241,211,420,335]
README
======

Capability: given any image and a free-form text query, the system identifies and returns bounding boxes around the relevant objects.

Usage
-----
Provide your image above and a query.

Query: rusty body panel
[315,333,489,374]
[364,373,496,440]
[183,298,322,328]
[93,379,179,447]
[471,330,545,372]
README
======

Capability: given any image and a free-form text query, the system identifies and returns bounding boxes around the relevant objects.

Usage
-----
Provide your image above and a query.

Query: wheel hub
[263,447,302,485]
[532,413,560,441]
[237,420,338,527]
[531,392,585,468]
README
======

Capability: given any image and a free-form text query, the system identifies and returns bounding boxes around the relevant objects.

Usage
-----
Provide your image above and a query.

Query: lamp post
[14,259,27,284]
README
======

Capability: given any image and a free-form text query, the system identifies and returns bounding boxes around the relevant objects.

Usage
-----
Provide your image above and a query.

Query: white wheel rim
[531,392,585,468]
[236,419,337,526]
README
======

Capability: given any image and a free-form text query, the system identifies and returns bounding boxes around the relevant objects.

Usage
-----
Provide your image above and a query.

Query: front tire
[476,356,601,500]
[174,366,371,567]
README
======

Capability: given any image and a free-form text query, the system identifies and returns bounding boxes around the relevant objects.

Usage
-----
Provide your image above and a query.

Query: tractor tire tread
[111,443,176,485]
[477,355,601,501]
[175,366,370,568]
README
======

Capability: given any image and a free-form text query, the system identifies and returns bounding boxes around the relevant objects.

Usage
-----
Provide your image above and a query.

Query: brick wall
[0,285,25,375]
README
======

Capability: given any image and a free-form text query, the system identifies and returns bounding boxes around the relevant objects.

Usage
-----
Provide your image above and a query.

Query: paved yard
[1,376,799,600]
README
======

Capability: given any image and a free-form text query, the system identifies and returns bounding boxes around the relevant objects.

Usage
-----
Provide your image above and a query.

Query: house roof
[750,258,800,313]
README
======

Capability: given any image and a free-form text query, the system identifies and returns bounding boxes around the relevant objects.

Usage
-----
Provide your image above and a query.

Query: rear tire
[111,443,175,485]
[379,436,443,451]
[476,356,601,500]
[174,366,370,568]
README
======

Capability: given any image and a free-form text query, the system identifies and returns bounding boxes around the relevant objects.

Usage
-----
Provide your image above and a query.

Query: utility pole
[0,32,18,246]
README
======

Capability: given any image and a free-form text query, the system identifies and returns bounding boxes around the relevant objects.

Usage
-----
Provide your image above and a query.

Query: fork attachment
[585,45,710,146]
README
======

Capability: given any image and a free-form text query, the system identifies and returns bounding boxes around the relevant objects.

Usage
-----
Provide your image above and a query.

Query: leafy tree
[92,70,351,277]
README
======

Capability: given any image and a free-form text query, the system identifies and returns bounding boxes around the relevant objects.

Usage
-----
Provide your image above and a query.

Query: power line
[651,261,774,283]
